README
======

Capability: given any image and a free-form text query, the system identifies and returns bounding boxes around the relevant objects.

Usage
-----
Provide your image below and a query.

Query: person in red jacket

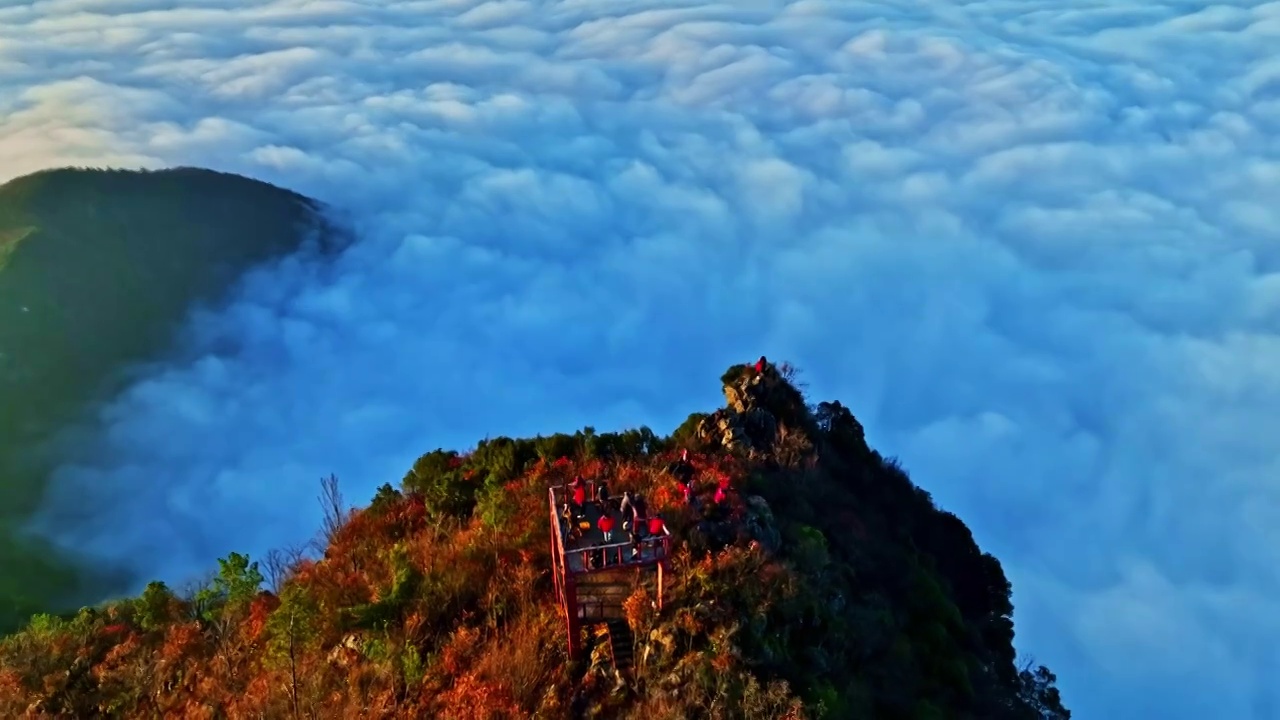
[754,355,767,373]
[647,515,666,537]
[572,483,586,509]
[565,474,583,506]
[598,512,616,542]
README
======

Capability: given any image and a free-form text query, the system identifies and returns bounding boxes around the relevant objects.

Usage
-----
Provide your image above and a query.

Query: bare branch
[317,474,349,545]
[777,361,809,391]
[263,543,307,593]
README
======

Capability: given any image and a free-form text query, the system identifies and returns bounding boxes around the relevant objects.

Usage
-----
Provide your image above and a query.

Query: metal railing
[548,486,671,574]
[569,536,669,572]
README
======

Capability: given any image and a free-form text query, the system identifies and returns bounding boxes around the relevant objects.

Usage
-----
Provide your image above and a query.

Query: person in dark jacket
[619,491,634,528]
[668,449,695,485]
[632,493,647,523]
[629,493,648,558]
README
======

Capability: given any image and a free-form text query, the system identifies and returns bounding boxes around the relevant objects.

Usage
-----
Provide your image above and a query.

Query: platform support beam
[657,559,664,611]
[565,574,581,660]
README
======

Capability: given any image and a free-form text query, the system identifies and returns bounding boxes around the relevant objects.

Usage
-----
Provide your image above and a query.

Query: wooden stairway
[604,619,635,671]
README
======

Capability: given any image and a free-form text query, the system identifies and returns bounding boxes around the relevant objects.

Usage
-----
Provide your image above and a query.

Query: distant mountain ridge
[0,166,345,632]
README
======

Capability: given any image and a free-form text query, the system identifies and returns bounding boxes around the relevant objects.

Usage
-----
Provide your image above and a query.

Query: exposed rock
[326,633,364,668]
[648,627,677,659]
[695,410,735,449]
[816,400,869,455]
[696,364,812,459]
[695,406,773,457]
[743,406,777,443]
[722,364,784,411]
[743,495,781,552]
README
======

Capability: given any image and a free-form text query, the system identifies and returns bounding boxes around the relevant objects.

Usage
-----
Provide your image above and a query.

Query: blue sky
[3,0,1279,717]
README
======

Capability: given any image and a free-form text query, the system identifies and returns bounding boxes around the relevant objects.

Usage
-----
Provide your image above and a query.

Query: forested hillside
[0,167,344,631]
[0,360,1069,719]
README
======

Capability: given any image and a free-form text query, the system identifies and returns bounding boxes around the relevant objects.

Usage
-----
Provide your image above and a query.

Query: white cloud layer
[4,0,1280,716]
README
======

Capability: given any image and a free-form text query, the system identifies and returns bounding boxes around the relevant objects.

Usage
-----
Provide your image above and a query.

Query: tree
[263,545,307,594]
[267,583,321,720]
[136,581,177,631]
[1017,658,1070,719]
[402,449,479,517]
[672,412,711,449]
[195,552,264,623]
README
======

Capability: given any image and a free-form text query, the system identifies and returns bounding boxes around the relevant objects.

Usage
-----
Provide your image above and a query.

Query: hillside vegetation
[0,361,1069,720]
[0,167,344,632]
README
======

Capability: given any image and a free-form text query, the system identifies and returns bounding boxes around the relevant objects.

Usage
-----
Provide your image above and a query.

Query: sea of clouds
[3,0,1280,716]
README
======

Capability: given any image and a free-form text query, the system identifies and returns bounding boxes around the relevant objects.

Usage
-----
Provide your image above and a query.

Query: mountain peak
[0,360,1069,719]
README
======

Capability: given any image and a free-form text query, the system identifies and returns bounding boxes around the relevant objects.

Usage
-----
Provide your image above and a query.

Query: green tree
[402,449,476,517]
[267,583,322,720]
[672,412,710,449]
[195,552,264,622]
[136,581,177,631]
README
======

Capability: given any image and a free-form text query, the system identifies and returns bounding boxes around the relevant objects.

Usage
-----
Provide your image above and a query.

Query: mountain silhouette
[0,166,345,631]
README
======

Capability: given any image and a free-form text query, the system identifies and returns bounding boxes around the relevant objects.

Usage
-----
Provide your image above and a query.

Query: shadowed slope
[0,166,344,632]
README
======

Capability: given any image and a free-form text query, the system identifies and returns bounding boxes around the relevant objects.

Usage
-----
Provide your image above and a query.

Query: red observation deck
[548,482,671,660]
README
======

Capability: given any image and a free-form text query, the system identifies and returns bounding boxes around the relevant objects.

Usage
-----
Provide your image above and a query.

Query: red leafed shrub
[579,458,608,479]
[649,482,684,512]
[93,633,143,679]
[438,626,483,676]
[159,622,204,666]
[245,593,280,641]
[437,673,523,720]
[0,668,24,696]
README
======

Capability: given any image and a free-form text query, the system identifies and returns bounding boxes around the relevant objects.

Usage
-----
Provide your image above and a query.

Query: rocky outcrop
[815,400,870,458]
[683,495,782,554]
[695,364,788,456]
[699,359,814,445]
[742,497,781,552]
[722,363,788,415]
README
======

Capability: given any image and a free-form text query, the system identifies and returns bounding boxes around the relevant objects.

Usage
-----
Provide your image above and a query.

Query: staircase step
[576,575,633,588]
[604,619,635,671]
[576,590,630,601]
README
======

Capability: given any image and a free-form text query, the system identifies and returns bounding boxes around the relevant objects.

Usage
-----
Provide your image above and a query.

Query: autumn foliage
[0,364,1069,720]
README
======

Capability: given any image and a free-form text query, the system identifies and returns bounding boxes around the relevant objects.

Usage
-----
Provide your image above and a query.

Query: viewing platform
[548,482,671,660]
